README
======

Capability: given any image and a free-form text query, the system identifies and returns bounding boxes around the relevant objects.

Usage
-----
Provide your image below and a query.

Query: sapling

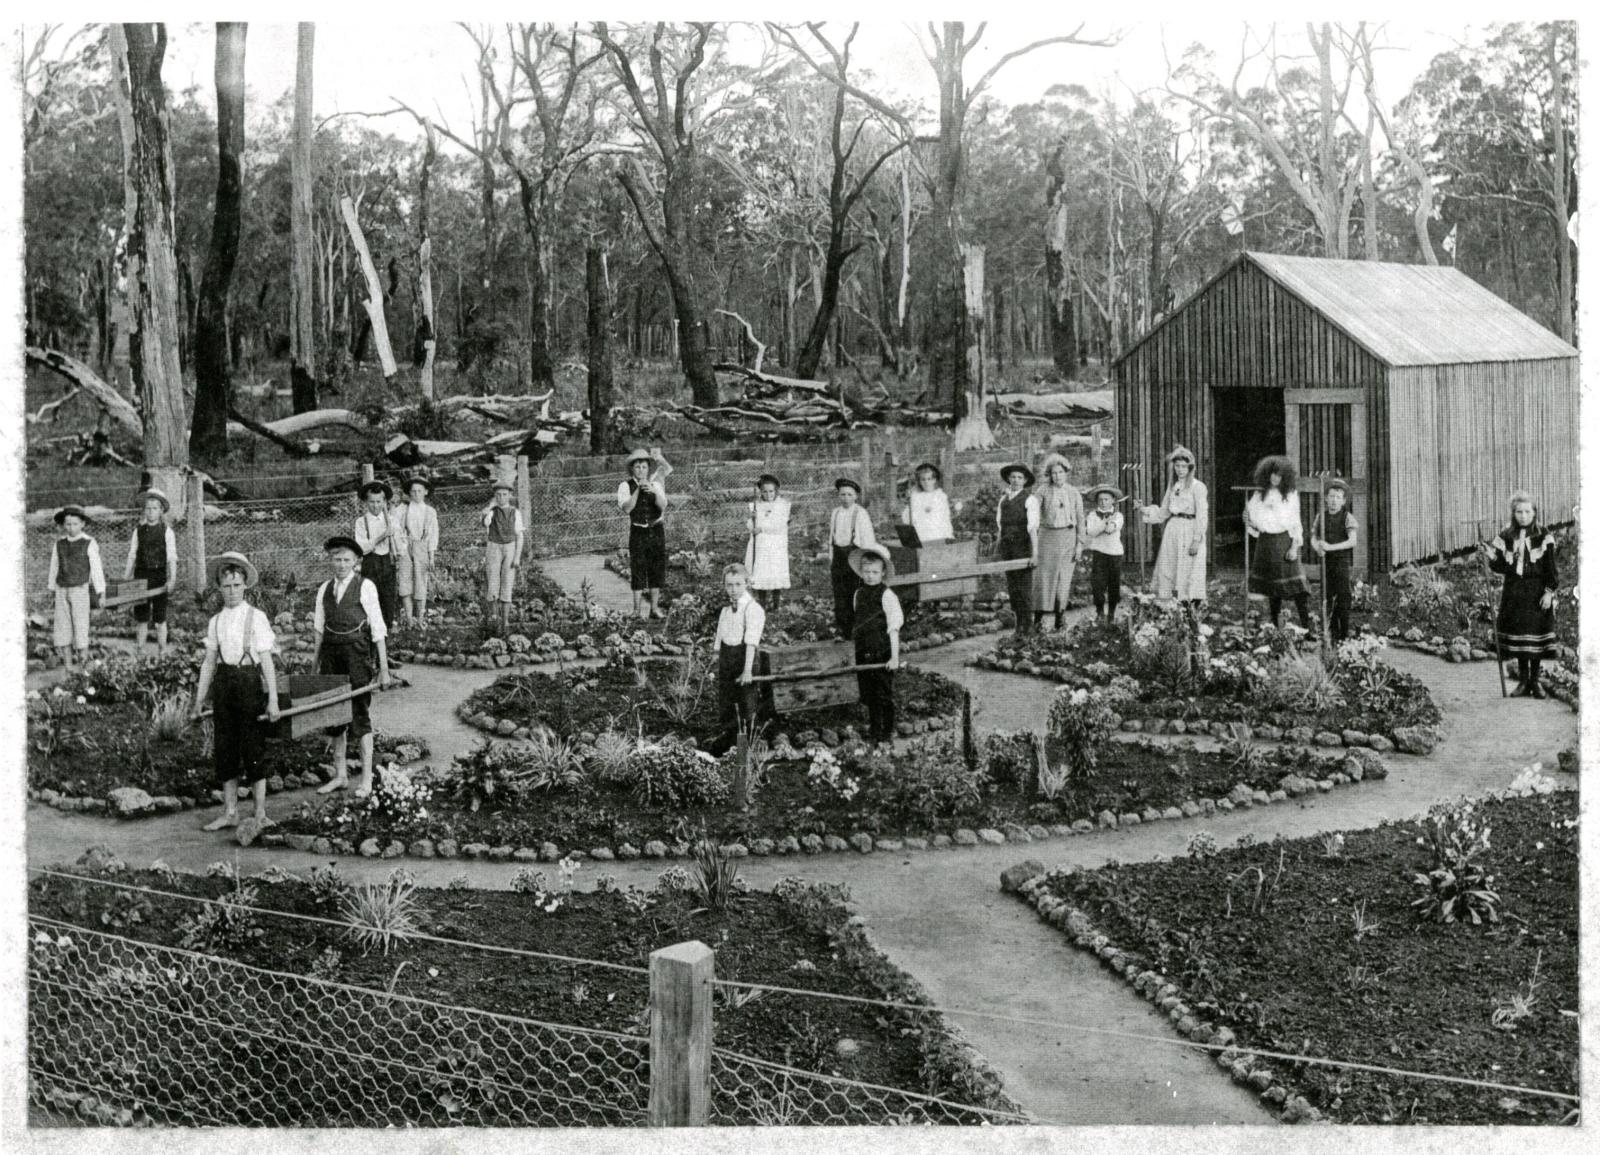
[1491,951,1543,1031]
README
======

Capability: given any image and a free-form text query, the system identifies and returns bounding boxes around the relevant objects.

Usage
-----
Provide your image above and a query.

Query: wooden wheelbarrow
[199,676,382,739]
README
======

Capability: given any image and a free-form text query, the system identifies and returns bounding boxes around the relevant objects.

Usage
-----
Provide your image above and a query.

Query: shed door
[1285,388,1367,581]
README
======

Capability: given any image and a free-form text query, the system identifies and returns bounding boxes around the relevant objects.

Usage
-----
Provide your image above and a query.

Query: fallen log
[28,386,82,425]
[253,409,369,437]
[26,347,142,438]
[712,363,832,396]
[228,406,313,458]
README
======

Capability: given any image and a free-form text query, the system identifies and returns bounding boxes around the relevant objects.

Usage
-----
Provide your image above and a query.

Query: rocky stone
[823,835,851,852]
[1256,724,1283,741]
[1248,1070,1274,1092]
[1161,806,1184,821]
[745,838,773,857]
[1180,800,1203,818]
[721,844,748,858]
[1392,725,1437,755]
[1251,789,1271,805]
[1141,807,1162,824]
[311,838,333,856]
[1068,819,1092,834]
[1313,730,1343,748]
[436,839,459,859]
[410,839,436,859]
[1000,861,1047,893]
[1228,783,1255,805]
[1027,824,1051,841]
[1262,1086,1288,1106]
[1267,789,1288,803]
[282,833,316,852]
[931,834,954,849]
[977,828,1007,845]
[540,842,562,862]
[1168,720,1187,735]
[1340,729,1370,748]
[1368,734,1395,754]
[848,833,875,854]
[874,838,904,852]
[1280,774,1315,798]
[1144,718,1165,735]
[1216,798,1235,812]
[1118,812,1141,827]
[1095,810,1118,830]
[381,841,405,859]
[1330,772,1351,787]
[496,719,519,736]
[1122,719,1143,732]
[512,847,540,863]
[801,834,825,854]
[1316,779,1334,793]
[952,828,980,846]
[617,843,641,860]
[107,787,154,817]
[512,728,531,742]
[1285,726,1315,746]
[1342,756,1365,782]
[565,850,588,861]
[358,838,381,858]
[1048,823,1074,837]
[643,840,668,859]
[462,842,490,860]
[587,847,614,861]
[903,837,929,850]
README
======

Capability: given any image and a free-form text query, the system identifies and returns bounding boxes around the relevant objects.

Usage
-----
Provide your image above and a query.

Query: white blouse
[715,594,766,648]
[1247,490,1303,544]
[206,604,276,667]
[903,490,954,541]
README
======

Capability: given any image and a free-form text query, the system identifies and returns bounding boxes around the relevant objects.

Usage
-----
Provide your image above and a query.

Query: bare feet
[317,776,348,795]
[204,812,241,832]
[353,776,373,800]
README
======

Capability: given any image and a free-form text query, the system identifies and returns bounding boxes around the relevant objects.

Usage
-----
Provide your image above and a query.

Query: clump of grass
[148,693,190,742]
[1491,950,1543,1032]
[690,839,740,911]
[340,869,421,955]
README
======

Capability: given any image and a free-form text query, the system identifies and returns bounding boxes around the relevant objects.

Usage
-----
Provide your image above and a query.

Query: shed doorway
[1210,387,1285,568]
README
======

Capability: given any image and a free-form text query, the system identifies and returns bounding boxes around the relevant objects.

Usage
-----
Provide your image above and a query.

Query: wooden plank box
[271,674,352,740]
[887,538,979,605]
[105,578,148,599]
[761,640,857,713]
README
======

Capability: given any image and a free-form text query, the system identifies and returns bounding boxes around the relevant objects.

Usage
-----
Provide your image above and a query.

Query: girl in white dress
[902,462,955,542]
[1142,445,1209,607]
[745,474,792,611]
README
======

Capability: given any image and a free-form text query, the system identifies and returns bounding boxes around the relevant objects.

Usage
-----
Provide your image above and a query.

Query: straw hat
[1039,453,1073,479]
[323,535,364,558]
[834,477,862,495]
[403,475,433,495]
[208,550,260,589]
[359,479,393,500]
[1083,484,1125,503]
[999,463,1035,486]
[624,448,654,468]
[1167,445,1196,466]
[848,543,895,579]
[138,488,171,513]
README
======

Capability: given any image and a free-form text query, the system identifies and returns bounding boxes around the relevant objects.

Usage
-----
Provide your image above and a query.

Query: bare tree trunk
[290,22,317,409]
[414,122,436,398]
[1362,127,1379,260]
[191,21,247,462]
[1549,25,1574,344]
[952,244,995,449]
[339,196,398,379]
[586,245,614,455]
[1043,144,1076,376]
[120,23,189,477]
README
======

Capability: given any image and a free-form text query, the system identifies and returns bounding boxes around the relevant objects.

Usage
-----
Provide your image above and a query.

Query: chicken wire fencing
[27,917,652,1128]
[27,912,1026,1129]
[24,425,1111,611]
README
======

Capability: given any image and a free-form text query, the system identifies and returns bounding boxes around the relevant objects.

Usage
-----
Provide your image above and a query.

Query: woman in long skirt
[1032,453,1083,630]
[1481,490,1559,699]
[1246,454,1313,629]
[745,473,791,612]
[1142,445,1208,607]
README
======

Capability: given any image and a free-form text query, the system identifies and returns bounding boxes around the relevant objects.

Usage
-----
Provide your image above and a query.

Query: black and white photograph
[1,8,1590,1147]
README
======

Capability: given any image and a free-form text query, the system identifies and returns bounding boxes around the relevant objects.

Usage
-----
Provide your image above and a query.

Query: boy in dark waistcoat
[124,488,178,656]
[481,482,524,633]
[47,506,105,669]
[313,536,392,799]
[849,544,903,744]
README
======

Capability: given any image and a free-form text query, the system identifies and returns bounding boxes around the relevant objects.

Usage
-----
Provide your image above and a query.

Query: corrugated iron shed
[1237,252,1575,366]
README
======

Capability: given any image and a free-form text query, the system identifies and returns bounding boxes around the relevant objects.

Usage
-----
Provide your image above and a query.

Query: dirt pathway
[25,626,1576,1125]
[541,553,637,617]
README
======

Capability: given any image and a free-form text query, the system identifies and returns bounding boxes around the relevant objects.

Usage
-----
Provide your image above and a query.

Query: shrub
[1046,687,1118,782]
[340,869,421,954]
[1263,652,1345,713]
[1186,831,1219,859]
[177,880,263,953]
[363,767,433,831]
[805,747,860,801]
[874,754,989,828]
[728,719,774,808]
[1221,725,1268,775]
[1411,801,1500,925]
[980,733,1035,788]
[690,840,740,911]
[520,733,586,793]
[654,865,695,895]
[436,740,523,813]
[623,738,728,808]
[510,867,548,895]
[646,648,712,726]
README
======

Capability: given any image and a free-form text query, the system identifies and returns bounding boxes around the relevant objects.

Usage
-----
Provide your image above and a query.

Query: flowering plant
[480,637,508,656]
[363,766,432,831]
[535,631,565,652]
[1046,687,1118,783]
[805,747,860,801]
[505,633,533,654]
[1411,800,1499,925]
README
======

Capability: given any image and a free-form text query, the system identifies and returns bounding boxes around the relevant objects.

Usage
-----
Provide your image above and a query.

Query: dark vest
[630,482,661,528]
[134,522,167,573]
[322,576,369,639]
[998,491,1031,537]
[487,506,518,544]
[56,537,92,587]
[852,585,891,659]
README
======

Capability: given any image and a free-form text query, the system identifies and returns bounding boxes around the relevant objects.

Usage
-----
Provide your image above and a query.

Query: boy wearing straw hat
[481,480,524,632]
[313,535,393,798]
[47,506,105,670]
[124,488,178,656]
[399,476,440,630]
[849,544,903,744]
[1083,484,1126,623]
[356,479,407,633]
[190,552,281,832]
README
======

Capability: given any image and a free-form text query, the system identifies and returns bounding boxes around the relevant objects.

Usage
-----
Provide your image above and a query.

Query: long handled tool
[748,662,905,685]
[1464,516,1509,699]
[1316,472,1332,660]
[33,583,170,622]
[199,680,382,722]
[1231,484,1257,631]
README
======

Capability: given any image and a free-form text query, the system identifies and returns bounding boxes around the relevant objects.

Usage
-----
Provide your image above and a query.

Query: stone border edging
[257,745,1388,865]
[1385,635,1579,711]
[1001,865,1322,1125]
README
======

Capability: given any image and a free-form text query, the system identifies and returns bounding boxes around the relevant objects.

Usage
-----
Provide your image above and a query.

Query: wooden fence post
[516,454,532,578]
[880,449,898,522]
[360,463,375,486]
[188,471,207,594]
[649,940,714,1127]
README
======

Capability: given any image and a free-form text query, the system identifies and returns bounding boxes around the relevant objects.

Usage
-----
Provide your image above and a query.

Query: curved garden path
[25,590,1578,1125]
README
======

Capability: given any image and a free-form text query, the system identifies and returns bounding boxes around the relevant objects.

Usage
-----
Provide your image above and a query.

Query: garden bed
[972,601,1442,750]
[24,652,428,817]
[28,859,1019,1126]
[1007,783,1579,1125]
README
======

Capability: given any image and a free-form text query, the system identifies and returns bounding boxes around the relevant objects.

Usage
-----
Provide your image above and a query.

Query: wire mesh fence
[27,916,652,1128]
[23,425,1113,612]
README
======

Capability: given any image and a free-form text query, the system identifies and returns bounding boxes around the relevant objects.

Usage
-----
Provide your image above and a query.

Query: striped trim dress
[1487,528,1558,658]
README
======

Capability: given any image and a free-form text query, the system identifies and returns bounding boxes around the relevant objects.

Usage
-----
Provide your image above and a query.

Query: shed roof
[1119,252,1577,369]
